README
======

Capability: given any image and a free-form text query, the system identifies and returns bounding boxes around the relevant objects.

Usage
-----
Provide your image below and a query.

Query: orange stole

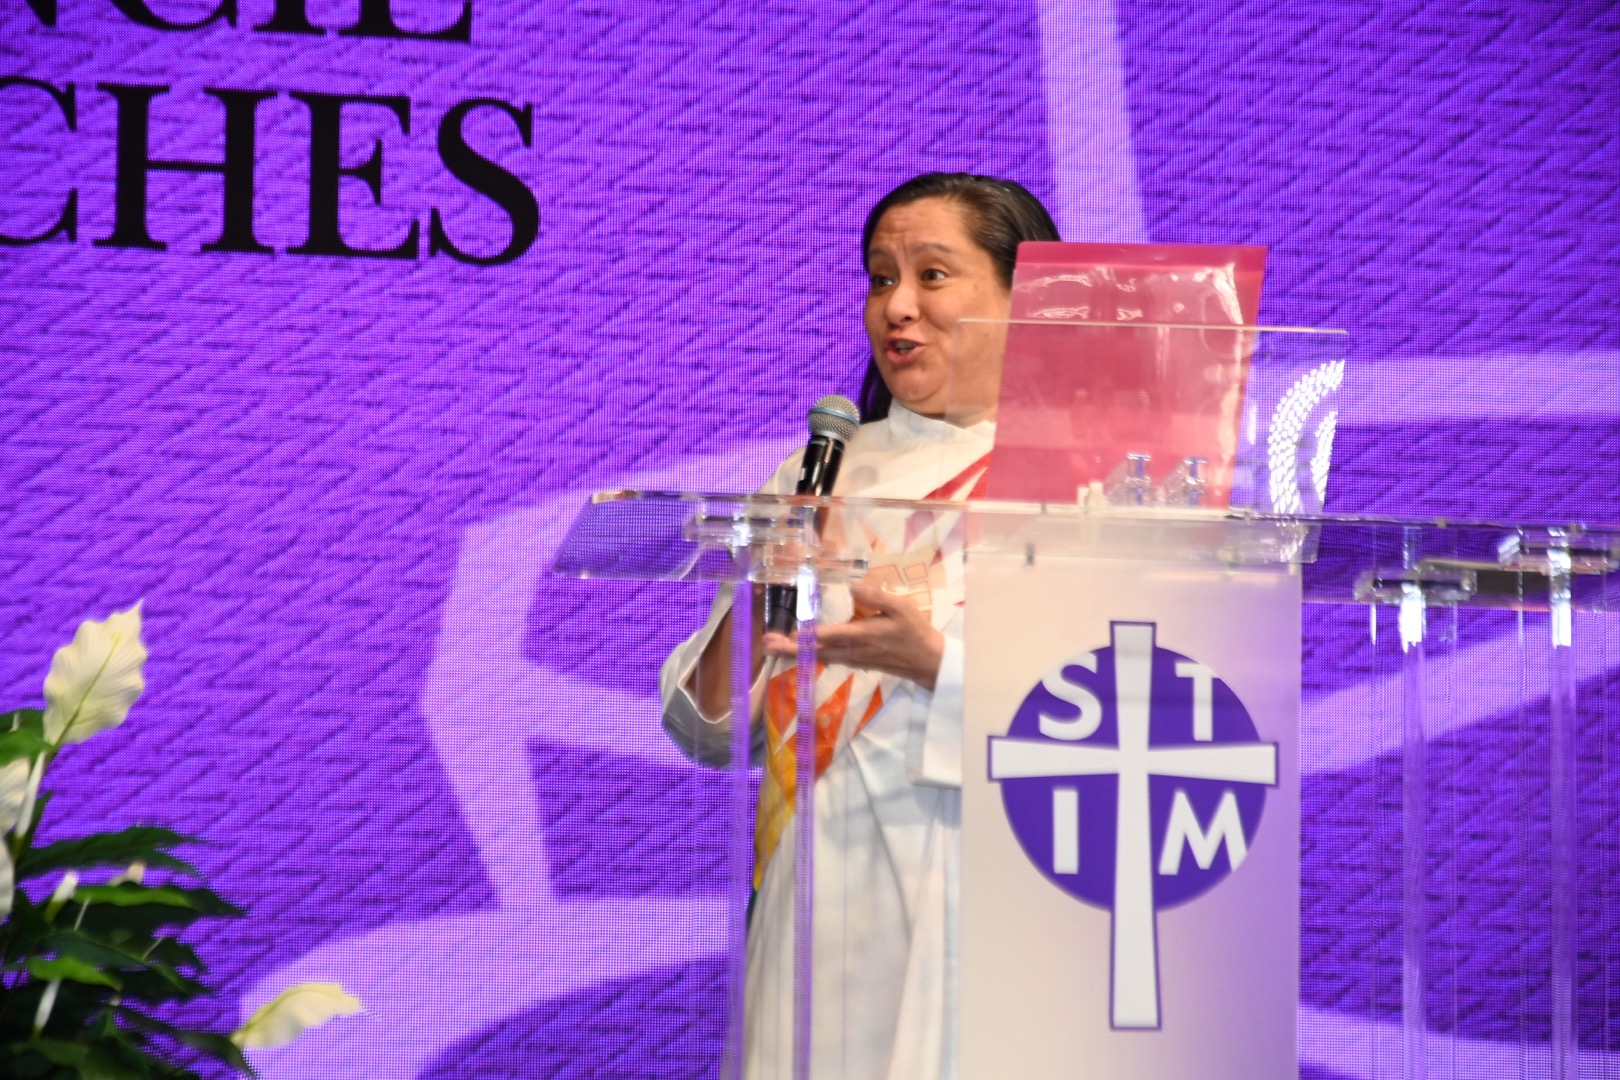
[754,666,885,888]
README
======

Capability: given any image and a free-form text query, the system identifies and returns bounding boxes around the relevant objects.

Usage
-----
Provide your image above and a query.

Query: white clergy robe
[660,403,994,1080]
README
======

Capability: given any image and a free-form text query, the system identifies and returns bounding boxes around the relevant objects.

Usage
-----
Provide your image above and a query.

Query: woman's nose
[885,279,920,324]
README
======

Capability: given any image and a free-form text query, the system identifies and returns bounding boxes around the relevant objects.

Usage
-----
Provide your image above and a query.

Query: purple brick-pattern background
[1,0,1618,1075]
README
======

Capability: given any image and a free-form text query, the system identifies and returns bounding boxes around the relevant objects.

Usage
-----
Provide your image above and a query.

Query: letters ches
[1,0,541,264]
[0,79,538,264]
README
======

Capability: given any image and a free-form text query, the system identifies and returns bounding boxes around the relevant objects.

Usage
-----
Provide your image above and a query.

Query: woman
[660,173,1060,1079]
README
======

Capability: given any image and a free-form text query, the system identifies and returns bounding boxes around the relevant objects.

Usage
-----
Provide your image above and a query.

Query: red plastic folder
[985,243,1267,506]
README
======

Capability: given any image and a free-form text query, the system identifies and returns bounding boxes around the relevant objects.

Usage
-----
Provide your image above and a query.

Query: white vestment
[660,405,993,1080]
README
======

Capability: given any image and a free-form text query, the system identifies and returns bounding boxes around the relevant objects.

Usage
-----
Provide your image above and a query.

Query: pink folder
[986,243,1267,506]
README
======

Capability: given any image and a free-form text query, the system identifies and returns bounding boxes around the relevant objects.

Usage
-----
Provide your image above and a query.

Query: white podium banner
[961,551,1301,1078]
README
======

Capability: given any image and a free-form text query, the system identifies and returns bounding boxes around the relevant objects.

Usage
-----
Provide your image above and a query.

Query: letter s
[1038,653,1103,741]
[430,99,540,267]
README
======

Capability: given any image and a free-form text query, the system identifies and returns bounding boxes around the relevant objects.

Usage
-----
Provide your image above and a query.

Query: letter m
[1157,789,1248,875]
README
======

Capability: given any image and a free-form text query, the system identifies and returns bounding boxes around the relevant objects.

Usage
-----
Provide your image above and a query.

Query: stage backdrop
[2,0,1618,1076]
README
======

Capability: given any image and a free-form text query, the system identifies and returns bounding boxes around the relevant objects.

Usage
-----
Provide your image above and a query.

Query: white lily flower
[231,982,363,1050]
[0,757,28,835]
[44,870,80,921]
[32,978,59,1036]
[14,756,43,849]
[42,603,148,747]
[0,758,28,921]
[108,861,145,886]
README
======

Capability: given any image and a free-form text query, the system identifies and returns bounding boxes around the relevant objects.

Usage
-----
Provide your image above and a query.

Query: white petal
[32,978,59,1036]
[44,869,79,920]
[42,603,148,746]
[108,861,145,886]
[0,758,29,835]
[231,982,363,1050]
[0,847,13,921]
[14,757,42,841]
[47,870,79,907]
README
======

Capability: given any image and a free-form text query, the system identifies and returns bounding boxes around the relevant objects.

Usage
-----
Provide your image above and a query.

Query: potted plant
[1,604,359,1077]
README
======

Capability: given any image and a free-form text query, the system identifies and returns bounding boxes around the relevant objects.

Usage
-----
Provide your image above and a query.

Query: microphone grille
[808,394,861,442]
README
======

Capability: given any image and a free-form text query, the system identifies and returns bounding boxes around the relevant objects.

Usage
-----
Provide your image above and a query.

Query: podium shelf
[552,490,1620,613]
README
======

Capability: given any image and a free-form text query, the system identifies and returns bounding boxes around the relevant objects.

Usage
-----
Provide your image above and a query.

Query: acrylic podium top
[551,491,1620,613]
[552,318,1617,612]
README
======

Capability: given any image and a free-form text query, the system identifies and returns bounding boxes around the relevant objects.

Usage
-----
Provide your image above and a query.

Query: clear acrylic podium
[549,321,1618,1079]
[553,492,1618,1080]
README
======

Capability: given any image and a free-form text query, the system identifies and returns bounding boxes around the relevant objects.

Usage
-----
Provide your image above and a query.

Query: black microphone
[766,394,861,635]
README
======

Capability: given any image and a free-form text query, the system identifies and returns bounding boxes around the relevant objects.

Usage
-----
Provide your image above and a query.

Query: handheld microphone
[766,394,861,635]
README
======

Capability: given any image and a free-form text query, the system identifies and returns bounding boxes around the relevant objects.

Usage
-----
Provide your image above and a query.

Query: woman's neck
[901,403,997,427]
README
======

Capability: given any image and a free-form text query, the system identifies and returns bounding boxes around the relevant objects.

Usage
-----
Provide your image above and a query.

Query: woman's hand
[763,577,945,690]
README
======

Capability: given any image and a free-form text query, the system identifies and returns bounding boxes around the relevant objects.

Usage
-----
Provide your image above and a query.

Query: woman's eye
[921,268,947,282]
[870,274,896,289]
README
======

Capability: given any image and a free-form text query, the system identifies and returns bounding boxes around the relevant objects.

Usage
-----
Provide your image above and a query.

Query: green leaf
[13,1037,146,1079]
[69,884,196,911]
[167,884,242,919]
[1,890,53,961]
[1,709,46,737]
[0,1046,55,1077]
[41,931,190,992]
[18,827,202,880]
[138,938,204,974]
[72,901,208,943]
[117,1008,254,1074]
[16,980,120,1040]
[27,954,123,990]
[31,932,213,1003]
[21,789,53,844]
[0,726,51,767]
[69,883,241,919]
[113,966,211,1005]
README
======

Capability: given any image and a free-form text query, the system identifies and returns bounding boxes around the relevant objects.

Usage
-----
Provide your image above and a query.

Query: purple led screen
[1,0,1617,1076]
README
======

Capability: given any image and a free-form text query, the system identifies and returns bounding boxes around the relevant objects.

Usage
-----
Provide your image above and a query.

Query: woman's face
[863,197,1011,421]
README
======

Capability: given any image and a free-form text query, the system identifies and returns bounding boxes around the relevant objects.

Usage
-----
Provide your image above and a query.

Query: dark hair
[857,172,1061,422]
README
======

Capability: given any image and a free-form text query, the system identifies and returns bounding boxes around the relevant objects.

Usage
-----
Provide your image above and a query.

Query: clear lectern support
[552,489,1617,1080]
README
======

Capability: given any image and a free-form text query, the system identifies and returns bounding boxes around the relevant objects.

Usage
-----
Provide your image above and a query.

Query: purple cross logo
[988,621,1277,1030]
